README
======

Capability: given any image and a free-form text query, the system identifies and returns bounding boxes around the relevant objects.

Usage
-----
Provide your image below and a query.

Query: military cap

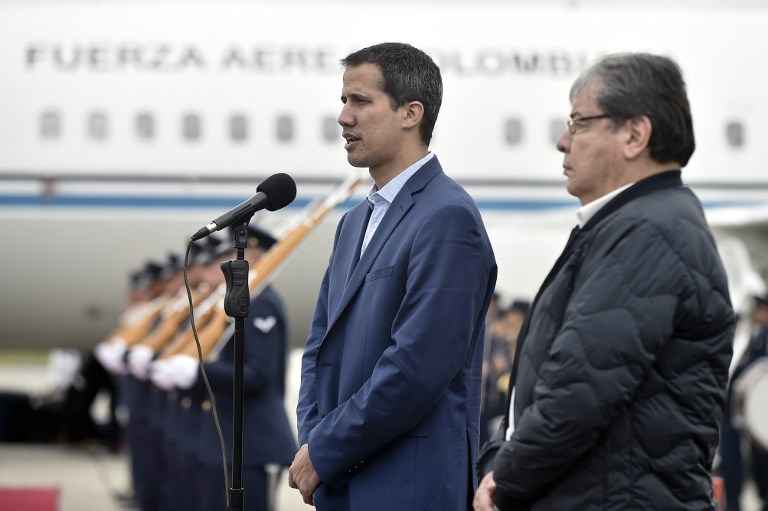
[143,260,165,283]
[226,224,278,251]
[190,236,223,266]
[509,299,531,316]
[161,253,183,279]
[129,269,145,290]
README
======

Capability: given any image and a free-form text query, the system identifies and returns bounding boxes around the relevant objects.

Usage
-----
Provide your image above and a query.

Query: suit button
[181,397,192,409]
[201,400,212,412]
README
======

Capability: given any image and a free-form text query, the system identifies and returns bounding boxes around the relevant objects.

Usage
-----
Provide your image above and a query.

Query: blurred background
[2,0,768,509]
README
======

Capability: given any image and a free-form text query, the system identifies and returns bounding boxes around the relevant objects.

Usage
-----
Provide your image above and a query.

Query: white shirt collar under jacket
[576,182,634,228]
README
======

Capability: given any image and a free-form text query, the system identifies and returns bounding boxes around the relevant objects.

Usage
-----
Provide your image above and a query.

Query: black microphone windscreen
[257,173,297,211]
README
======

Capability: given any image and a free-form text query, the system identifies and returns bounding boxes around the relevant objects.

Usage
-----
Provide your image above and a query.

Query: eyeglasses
[565,114,611,135]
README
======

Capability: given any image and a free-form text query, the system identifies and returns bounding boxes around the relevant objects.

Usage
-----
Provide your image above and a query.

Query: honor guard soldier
[197,225,297,511]
[151,225,296,511]
[145,237,223,511]
[118,259,169,511]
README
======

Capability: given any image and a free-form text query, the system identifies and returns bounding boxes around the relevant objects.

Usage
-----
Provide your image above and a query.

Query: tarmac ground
[0,354,761,511]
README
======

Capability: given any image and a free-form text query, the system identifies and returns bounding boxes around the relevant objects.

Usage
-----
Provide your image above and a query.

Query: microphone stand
[222,220,251,511]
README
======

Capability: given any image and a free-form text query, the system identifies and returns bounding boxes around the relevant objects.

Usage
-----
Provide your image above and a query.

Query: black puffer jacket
[488,171,735,510]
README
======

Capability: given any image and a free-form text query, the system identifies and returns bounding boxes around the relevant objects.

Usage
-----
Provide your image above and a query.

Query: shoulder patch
[253,316,277,333]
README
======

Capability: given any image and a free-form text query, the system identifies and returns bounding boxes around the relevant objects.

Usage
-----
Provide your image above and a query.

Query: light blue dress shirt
[360,152,435,257]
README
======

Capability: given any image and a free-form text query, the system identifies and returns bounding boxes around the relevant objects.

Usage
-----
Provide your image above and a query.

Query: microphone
[190,173,296,241]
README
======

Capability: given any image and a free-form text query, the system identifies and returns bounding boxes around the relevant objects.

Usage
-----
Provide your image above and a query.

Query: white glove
[128,345,155,380]
[735,359,768,402]
[167,355,200,390]
[47,349,82,391]
[95,340,127,375]
[150,359,176,391]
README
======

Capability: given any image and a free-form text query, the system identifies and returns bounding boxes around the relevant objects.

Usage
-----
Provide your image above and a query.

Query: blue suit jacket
[197,286,297,467]
[297,157,497,510]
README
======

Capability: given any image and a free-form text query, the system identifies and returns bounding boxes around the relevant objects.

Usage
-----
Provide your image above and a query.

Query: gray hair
[570,53,695,167]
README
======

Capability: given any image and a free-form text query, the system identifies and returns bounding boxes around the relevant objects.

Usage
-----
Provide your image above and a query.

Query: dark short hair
[571,53,695,167]
[508,299,531,317]
[342,42,442,146]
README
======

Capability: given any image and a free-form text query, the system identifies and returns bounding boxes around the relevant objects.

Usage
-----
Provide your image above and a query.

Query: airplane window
[725,120,745,149]
[182,112,202,142]
[504,117,523,146]
[229,114,249,143]
[322,115,340,143]
[87,111,109,141]
[39,109,61,140]
[549,118,565,145]
[135,111,155,140]
[276,114,295,143]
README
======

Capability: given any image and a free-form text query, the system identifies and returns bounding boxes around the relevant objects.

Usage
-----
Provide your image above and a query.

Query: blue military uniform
[195,285,297,511]
[172,385,206,510]
[123,250,203,511]
[721,306,768,511]
[121,260,167,511]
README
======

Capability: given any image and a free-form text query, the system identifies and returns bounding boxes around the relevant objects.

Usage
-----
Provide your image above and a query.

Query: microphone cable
[182,240,231,508]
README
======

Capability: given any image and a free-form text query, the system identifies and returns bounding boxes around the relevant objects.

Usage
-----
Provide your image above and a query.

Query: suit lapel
[345,202,373,283]
[322,157,443,345]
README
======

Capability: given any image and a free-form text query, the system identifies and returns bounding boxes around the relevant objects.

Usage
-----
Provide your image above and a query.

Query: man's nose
[338,105,354,127]
[556,130,571,153]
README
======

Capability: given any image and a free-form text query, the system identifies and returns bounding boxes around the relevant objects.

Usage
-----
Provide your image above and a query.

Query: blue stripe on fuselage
[0,193,761,211]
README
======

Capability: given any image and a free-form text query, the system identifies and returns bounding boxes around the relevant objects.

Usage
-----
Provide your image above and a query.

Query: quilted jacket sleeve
[492,219,729,507]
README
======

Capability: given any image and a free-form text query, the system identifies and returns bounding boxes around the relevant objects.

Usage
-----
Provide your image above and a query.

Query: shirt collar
[576,182,634,228]
[367,152,434,206]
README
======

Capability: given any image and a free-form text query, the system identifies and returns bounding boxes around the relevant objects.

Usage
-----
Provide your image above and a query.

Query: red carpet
[0,487,59,511]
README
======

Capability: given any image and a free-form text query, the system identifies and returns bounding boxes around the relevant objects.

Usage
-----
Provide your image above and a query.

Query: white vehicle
[1,1,766,363]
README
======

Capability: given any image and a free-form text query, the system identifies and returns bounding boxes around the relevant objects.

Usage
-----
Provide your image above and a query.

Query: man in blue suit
[290,42,497,510]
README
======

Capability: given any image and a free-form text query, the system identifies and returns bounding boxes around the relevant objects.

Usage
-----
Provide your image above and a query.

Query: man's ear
[623,115,652,160]
[401,100,425,130]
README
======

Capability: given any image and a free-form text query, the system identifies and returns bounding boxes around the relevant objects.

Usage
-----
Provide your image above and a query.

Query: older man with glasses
[474,53,735,511]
